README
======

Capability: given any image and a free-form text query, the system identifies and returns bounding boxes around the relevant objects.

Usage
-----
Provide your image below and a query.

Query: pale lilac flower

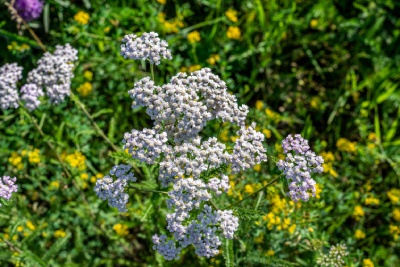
[277,134,324,202]
[94,164,136,212]
[20,83,44,111]
[0,176,18,207]
[121,32,172,65]
[317,244,349,267]
[0,63,23,110]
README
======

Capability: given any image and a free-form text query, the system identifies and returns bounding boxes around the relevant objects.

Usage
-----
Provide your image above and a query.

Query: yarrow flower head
[317,244,349,267]
[27,44,78,106]
[277,134,324,202]
[14,0,44,22]
[20,83,44,111]
[0,176,18,207]
[120,32,172,65]
[95,35,268,260]
[0,63,23,110]
[94,164,136,212]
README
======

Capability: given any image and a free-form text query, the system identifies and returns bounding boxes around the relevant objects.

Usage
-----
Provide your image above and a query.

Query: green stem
[208,200,220,211]
[19,102,71,178]
[128,185,168,195]
[150,63,155,81]
[217,120,224,140]
[225,175,282,209]
[70,91,119,152]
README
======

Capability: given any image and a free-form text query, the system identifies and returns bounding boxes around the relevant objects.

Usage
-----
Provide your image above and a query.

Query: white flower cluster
[120,32,172,65]
[317,244,349,267]
[27,44,78,105]
[20,83,44,111]
[231,122,268,173]
[0,63,23,110]
[128,69,249,143]
[0,176,18,207]
[119,66,267,259]
[277,134,324,202]
[94,164,136,212]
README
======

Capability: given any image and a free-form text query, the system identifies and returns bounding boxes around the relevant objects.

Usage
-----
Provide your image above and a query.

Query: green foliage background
[1,0,400,266]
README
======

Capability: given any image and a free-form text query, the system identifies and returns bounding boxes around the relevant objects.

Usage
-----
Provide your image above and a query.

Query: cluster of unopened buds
[94,32,324,260]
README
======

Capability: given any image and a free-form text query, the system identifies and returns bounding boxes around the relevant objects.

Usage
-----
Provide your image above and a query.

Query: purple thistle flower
[14,0,44,22]
[0,176,18,207]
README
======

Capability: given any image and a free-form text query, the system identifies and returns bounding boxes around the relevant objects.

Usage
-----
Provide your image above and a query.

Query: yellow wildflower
[17,226,23,232]
[265,108,280,123]
[26,221,35,231]
[253,164,261,172]
[310,96,321,109]
[364,197,379,206]
[266,250,275,256]
[315,184,322,199]
[255,100,264,111]
[320,151,335,162]
[308,227,314,232]
[103,27,111,33]
[207,54,220,65]
[8,152,22,167]
[158,12,166,23]
[262,129,271,138]
[226,26,241,40]
[113,223,129,236]
[21,150,27,157]
[245,184,255,194]
[187,31,201,43]
[83,70,93,81]
[254,235,263,244]
[65,151,86,170]
[49,181,59,190]
[90,173,103,183]
[336,138,357,153]
[353,205,365,220]
[288,224,296,234]
[392,208,400,222]
[157,0,166,4]
[310,19,318,28]
[80,173,89,181]
[354,229,366,239]
[188,65,201,72]
[28,148,40,164]
[77,82,93,97]
[368,132,378,143]
[54,229,67,238]
[389,225,400,240]
[231,136,238,142]
[387,188,400,204]
[74,11,90,25]
[363,259,374,267]
[7,41,30,52]
[225,9,238,22]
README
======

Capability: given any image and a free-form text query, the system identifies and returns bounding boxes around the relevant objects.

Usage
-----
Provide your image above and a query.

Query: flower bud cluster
[94,164,136,212]
[0,63,23,110]
[27,44,78,106]
[277,134,324,202]
[317,244,349,267]
[0,176,18,207]
[120,32,172,65]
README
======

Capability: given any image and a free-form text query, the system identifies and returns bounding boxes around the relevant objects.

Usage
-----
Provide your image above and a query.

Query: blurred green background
[1,0,400,266]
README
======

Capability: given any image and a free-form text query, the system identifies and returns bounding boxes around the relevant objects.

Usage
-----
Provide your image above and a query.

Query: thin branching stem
[225,174,282,209]
[19,102,71,178]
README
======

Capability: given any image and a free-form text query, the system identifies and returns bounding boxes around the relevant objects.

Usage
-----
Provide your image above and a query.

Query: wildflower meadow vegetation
[1,0,400,266]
